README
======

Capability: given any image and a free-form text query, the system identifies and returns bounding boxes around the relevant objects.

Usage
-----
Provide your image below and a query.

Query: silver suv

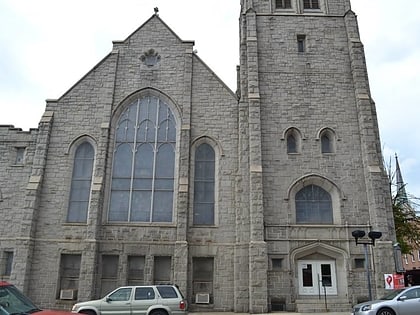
[71,285,187,315]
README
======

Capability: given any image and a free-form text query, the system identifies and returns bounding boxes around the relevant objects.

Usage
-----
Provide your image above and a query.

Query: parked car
[351,285,420,315]
[71,285,187,315]
[0,281,74,315]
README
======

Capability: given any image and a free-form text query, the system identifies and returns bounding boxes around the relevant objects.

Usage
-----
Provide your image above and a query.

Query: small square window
[275,0,292,9]
[272,258,283,270]
[354,258,365,269]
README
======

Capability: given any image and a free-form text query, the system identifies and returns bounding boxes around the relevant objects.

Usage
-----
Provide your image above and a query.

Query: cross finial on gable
[154,7,159,15]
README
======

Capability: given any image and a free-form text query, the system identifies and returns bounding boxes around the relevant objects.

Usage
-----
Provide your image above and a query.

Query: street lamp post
[352,230,382,301]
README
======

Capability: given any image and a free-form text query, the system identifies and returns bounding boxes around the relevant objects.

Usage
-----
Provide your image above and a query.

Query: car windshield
[379,289,406,300]
[0,285,40,315]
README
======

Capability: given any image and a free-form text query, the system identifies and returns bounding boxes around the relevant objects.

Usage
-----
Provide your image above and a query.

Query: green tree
[391,186,420,254]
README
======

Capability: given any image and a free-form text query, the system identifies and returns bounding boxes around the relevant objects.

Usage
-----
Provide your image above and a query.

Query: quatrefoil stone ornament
[140,49,161,67]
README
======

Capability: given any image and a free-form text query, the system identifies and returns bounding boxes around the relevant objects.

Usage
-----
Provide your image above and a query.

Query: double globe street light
[352,230,382,301]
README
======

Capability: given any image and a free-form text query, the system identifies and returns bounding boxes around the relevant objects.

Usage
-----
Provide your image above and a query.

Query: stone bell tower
[237,0,395,311]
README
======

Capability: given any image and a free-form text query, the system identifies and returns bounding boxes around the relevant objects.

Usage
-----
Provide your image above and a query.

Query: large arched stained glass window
[193,143,215,225]
[295,184,333,224]
[67,142,95,222]
[109,95,176,222]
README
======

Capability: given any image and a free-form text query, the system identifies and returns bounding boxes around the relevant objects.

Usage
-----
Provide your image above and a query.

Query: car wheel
[150,309,168,315]
[80,310,96,315]
[377,308,395,315]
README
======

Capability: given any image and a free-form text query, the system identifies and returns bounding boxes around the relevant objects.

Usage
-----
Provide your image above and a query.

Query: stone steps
[295,298,351,313]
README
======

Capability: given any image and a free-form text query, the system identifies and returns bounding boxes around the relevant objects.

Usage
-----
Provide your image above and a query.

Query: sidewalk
[190,312,350,315]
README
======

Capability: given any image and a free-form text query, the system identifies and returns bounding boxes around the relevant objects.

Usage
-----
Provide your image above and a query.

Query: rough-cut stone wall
[0,0,395,312]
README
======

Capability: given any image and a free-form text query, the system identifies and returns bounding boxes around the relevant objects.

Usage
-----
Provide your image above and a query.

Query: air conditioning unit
[195,293,210,304]
[60,289,77,300]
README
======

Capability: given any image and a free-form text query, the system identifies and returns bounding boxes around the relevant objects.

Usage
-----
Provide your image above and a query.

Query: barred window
[154,256,171,283]
[100,255,119,297]
[128,256,145,285]
[58,254,81,300]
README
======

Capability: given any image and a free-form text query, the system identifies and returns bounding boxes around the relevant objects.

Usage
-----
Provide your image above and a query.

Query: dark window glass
[296,185,333,224]
[321,134,332,153]
[67,142,94,222]
[154,256,171,283]
[272,258,283,270]
[109,288,132,301]
[193,144,215,225]
[193,257,214,303]
[101,255,119,297]
[157,286,178,298]
[58,254,81,299]
[302,264,313,286]
[15,147,25,164]
[287,134,297,153]
[354,258,365,269]
[297,35,306,53]
[404,288,420,300]
[321,264,332,286]
[304,0,320,9]
[275,0,291,8]
[135,287,155,300]
[128,256,145,285]
[4,251,14,276]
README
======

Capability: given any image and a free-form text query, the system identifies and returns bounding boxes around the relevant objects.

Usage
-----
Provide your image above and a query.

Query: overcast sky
[0,0,419,202]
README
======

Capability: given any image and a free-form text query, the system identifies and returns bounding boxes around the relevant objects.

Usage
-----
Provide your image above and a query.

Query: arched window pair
[285,127,336,154]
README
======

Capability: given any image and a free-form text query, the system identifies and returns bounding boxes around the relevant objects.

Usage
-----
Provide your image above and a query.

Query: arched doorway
[291,243,349,298]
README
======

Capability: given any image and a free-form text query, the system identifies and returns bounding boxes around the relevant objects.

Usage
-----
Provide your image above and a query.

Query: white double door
[298,260,337,295]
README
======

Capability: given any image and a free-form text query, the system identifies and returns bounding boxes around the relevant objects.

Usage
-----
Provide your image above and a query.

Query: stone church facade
[0,0,397,312]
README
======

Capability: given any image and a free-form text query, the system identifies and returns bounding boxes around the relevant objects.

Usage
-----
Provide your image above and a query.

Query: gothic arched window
[320,128,336,153]
[285,128,302,154]
[295,184,333,224]
[109,95,176,222]
[67,142,94,222]
[193,143,215,225]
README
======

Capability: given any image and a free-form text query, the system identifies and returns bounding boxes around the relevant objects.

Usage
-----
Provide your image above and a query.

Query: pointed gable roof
[116,12,194,46]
